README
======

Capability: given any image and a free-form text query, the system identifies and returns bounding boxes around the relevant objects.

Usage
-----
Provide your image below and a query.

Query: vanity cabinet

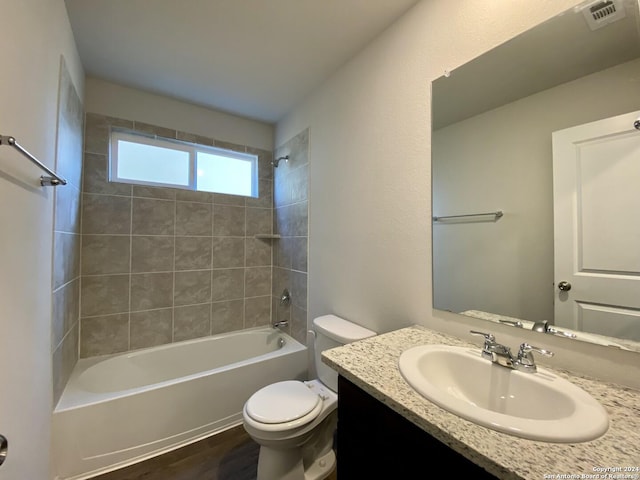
[336,375,498,479]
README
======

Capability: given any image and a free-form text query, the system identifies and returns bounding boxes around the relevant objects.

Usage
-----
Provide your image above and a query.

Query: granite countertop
[322,325,640,480]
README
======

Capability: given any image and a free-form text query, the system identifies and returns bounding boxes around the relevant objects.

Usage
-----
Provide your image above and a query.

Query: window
[110,130,258,197]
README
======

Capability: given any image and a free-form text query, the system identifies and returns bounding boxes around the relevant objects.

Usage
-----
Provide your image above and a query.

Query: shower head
[272,155,289,167]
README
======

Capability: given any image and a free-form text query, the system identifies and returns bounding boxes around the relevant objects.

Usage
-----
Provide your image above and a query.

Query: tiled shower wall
[79,113,275,357]
[52,58,83,404]
[272,129,309,344]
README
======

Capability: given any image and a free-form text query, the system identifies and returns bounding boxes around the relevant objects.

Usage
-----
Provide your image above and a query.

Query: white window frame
[109,129,259,197]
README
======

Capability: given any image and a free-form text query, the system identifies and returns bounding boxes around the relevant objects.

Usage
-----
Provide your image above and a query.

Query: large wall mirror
[432,0,640,353]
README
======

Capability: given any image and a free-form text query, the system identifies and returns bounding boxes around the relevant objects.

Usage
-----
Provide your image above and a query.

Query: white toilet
[242,314,376,480]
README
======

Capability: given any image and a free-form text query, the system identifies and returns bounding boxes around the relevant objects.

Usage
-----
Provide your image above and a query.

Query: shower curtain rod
[0,135,67,186]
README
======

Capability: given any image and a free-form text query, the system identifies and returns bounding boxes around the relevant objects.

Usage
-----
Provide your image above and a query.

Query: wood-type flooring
[90,425,338,480]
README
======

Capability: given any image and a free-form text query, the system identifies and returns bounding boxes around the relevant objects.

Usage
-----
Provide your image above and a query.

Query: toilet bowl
[242,315,376,480]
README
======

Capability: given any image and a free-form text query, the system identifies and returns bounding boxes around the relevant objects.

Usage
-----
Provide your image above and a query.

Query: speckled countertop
[322,325,640,480]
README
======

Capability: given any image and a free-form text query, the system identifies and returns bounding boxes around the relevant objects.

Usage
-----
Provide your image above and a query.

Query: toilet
[242,314,376,480]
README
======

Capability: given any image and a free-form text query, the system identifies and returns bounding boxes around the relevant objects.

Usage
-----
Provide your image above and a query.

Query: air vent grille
[590,1,617,19]
[582,0,627,30]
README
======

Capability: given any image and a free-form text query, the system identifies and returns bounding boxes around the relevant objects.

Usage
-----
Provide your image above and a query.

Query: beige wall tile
[175,189,214,203]
[245,267,271,297]
[80,313,129,357]
[81,235,130,275]
[83,152,132,195]
[245,238,271,267]
[176,201,212,236]
[213,193,246,206]
[212,268,244,301]
[291,237,308,272]
[81,274,130,317]
[176,131,214,146]
[212,237,245,268]
[246,146,273,181]
[291,271,308,311]
[214,140,246,152]
[55,183,82,234]
[132,197,175,235]
[132,185,176,200]
[82,194,131,235]
[130,308,173,349]
[246,207,272,236]
[52,323,78,406]
[291,164,309,203]
[131,236,174,273]
[175,237,212,271]
[273,267,291,323]
[211,300,244,334]
[174,304,211,341]
[213,205,246,236]
[291,305,308,345]
[245,296,271,328]
[274,237,292,269]
[174,270,212,306]
[246,177,272,208]
[131,272,173,311]
[52,279,80,349]
[53,232,81,290]
[84,113,133,156]
[133,121,176,139]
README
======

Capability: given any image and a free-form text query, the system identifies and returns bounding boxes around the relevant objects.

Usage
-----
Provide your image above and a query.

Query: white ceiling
[64,0,421,124]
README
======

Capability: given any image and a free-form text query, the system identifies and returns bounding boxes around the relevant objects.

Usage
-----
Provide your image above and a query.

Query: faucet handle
[519,343,554,358]
[470,330,495,343]
[470,331,497,361]
[515,343,554,373]
[499,319,524,328]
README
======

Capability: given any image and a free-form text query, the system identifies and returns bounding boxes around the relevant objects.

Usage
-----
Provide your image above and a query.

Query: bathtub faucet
[272,320,288,329]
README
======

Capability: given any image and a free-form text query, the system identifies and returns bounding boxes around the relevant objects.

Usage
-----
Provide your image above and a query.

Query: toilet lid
[245,380,321,424]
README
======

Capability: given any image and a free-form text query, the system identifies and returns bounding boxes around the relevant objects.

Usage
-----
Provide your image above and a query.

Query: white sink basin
[398,345,609,443]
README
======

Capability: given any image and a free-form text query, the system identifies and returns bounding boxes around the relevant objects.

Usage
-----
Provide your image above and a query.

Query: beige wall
[85,77,274,151]
[0,0,84,477]
[275,0,640,388]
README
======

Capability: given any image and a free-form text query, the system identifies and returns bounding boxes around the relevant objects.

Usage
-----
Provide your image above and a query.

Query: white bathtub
[52,327,308,480]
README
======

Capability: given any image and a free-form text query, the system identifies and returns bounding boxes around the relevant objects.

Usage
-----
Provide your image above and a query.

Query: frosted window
[196,152,253,196]
[116,140,190,186]
[110,130,258,197]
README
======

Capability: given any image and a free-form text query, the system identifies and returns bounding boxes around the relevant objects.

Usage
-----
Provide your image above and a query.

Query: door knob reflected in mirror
[558,281,572,292]
[0,434,7,466]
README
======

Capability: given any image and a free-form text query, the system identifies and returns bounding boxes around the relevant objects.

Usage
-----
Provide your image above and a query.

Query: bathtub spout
[272,320,288,329]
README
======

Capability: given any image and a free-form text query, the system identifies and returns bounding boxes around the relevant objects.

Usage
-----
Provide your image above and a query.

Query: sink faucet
[531,320,577,339]
[470,330,554,373]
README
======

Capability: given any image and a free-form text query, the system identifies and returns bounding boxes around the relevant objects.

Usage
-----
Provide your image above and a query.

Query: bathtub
[52,327,308,480]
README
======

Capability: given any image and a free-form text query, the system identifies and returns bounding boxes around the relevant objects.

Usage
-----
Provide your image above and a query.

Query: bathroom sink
[398,345,609,443]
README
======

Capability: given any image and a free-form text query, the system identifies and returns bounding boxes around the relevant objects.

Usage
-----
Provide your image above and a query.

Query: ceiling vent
[582,0,627,30]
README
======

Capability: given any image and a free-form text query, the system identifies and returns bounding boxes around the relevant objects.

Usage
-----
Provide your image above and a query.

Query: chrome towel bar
[0,135,67,186]
[433,210,503,222]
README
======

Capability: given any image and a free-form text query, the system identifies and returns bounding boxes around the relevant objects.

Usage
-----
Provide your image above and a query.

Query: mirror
[432,0,640,352]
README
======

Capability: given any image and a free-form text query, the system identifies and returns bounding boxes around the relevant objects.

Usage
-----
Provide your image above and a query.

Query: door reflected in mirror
[431,0,640,352]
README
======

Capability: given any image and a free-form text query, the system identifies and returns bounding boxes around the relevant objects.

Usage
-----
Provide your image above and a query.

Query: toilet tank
[312,315,376,392]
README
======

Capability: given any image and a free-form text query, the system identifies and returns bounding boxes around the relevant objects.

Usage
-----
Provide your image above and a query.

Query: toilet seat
[244,380,323,432]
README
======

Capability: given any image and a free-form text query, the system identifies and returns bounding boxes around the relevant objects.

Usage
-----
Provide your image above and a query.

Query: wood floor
[90,425,338,480]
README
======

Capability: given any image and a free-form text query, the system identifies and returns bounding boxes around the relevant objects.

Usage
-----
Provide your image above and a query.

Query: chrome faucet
[531,320,577,339]
[470,330,553,373]
[272,319,288,329]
